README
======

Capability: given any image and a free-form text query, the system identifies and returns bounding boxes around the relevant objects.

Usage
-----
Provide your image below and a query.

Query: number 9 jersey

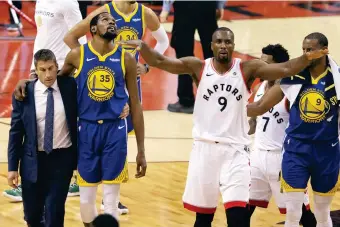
[193,58,251,146]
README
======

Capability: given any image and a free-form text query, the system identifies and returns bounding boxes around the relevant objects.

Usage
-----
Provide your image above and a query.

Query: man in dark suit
[7,49,77,227]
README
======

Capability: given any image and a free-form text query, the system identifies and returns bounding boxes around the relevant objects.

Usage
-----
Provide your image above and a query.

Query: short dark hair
[304,32,328,47]
[34,49,57,67]
[262,44,289,63]
[213,27,234,38]
[90,12,108,36]
[93,214,119,227]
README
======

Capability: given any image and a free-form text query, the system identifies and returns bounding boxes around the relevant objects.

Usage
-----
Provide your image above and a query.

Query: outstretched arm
[124,51,147,178]
[247,84,285,117]
[243,49,328,81]
[120,40,203,81]
[64,5,107,49]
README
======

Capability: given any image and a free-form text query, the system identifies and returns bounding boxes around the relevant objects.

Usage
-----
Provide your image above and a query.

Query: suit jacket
[8,77,78,183]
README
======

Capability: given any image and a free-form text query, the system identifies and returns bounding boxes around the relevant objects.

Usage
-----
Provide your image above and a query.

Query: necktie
[43,87,54,154]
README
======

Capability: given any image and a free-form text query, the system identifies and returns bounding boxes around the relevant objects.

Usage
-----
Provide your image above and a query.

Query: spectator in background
[7,0,22,31]
[160,0,226,114]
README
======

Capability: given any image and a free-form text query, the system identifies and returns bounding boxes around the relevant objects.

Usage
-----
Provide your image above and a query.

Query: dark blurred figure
[7,0,22,31]
[77,1,93,19]
[93,214,119,227]
[160,0,226,113]
[78,0,109,19]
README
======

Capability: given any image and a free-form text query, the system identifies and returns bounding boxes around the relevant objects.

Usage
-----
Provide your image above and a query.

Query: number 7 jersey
[193,58,251,146]
[253,81,290,150]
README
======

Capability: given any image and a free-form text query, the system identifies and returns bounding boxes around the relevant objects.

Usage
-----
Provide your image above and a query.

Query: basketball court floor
[1,1,340,226]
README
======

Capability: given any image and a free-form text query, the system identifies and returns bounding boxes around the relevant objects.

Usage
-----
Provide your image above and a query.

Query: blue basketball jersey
[106,1,145,62]
[281,64,339,141]
[74,42,128,121]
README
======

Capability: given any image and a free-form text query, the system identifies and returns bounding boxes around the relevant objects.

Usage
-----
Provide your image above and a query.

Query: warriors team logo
[299,88,330,123]
[115,26,139,56]
[87,66,115,102]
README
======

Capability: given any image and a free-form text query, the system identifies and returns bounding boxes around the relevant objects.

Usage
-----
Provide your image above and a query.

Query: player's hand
[117,40,143,50]
[135,151,147,178]
[137,62,148,75]
[119,103,130,119]
[14,79,32,101]
[7,171,18,188]
[306,49,329,60]
[160,10,169,23]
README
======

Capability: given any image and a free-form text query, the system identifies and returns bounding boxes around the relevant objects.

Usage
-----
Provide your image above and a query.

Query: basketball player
[64,1,168,212]
[64,0,169,110]
[248,44,316,227]
[62,12,145,226]
[247,33,339,227]
[117,27,327,227]
[3,0,87,202]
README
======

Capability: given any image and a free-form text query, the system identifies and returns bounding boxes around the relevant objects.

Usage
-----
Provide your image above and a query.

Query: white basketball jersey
[193,58,251,146]
[253,81,290,150]
[32,0,86,70]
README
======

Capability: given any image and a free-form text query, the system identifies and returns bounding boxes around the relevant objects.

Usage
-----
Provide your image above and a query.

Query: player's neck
[115,1,136,14]
[213,58,233,74]
[309,58,327,79]
[91,39,115,55]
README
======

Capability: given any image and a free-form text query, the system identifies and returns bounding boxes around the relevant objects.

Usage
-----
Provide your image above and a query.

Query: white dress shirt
[34,79,72,151]
[31,0,87,70]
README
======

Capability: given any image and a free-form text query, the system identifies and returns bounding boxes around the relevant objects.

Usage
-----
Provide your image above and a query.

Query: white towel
[280,55,340,106]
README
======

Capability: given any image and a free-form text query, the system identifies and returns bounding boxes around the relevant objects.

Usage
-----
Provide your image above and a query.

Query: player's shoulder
[241,58,266,69]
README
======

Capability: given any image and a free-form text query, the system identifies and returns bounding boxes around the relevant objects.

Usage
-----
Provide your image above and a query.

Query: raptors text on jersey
[193,58,251,146]
[253,81,289,150]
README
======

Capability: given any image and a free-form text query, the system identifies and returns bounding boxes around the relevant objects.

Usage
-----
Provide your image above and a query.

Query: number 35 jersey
[253,81,290,151]
[193,58,251,146]
[74,42,128,121]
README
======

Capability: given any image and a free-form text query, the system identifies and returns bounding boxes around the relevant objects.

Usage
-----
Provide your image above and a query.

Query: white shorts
[182,140,250,214]
[249,148,310,214]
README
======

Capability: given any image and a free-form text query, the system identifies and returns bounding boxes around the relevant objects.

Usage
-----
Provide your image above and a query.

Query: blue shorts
[281,135,340,195]
[77,118,128,186]
[127,77,142,133]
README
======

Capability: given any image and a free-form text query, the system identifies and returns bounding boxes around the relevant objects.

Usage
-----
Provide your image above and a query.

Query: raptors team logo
[87,66,115,102]
[115,26,140,56]
[299,88,330,123]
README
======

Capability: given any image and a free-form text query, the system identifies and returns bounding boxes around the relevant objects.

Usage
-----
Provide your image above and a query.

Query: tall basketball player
[247,44,316,227]
[60,12,146,226]
[3,0,87,202]
[64,1,168,213]
[117,27,328,227]
[248,33,338,227]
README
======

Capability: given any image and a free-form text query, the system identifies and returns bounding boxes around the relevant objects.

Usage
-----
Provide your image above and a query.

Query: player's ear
[211,42,213,52]
[91,26,97,34]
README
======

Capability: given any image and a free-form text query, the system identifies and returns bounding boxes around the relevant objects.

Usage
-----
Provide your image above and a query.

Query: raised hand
[306,49,329,60]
